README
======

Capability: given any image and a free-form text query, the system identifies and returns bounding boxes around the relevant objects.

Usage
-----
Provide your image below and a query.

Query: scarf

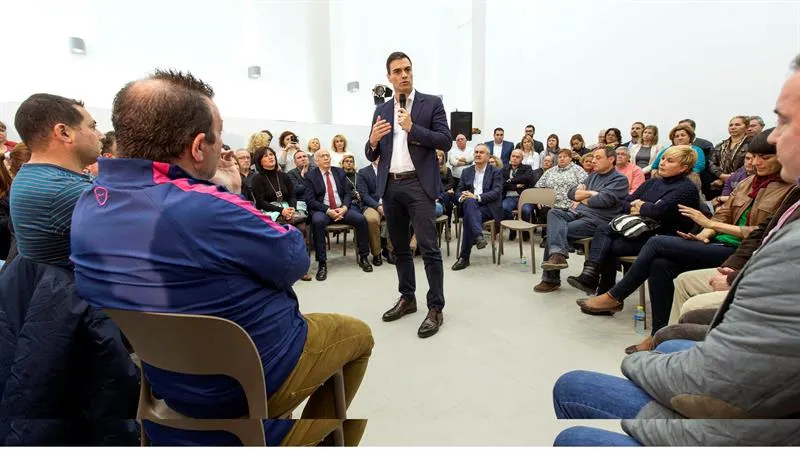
[748,173,779,200]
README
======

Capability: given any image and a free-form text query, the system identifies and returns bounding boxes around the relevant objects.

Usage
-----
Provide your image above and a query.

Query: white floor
[294,234,641,446]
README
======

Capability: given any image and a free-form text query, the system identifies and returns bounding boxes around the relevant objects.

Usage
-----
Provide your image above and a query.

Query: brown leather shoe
[577,294,623,315]
[534,281,561,293]
[382,298,417,322]
[418,309,443,338]
[301,274,313,281]
[625,336,655,354]
[541,253,568,270]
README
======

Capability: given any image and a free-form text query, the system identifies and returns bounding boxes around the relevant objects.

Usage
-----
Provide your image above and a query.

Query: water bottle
[634,306,646,335]
[519,256,528,272]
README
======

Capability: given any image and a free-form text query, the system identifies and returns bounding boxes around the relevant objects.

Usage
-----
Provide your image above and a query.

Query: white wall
[483,0,800,146]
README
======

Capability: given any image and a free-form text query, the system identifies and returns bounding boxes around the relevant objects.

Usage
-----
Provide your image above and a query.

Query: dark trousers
[384,177,444,310]
[459,198,493,260]
[588,225,651,294]
[311,210,369,262]
[608,235,736,334]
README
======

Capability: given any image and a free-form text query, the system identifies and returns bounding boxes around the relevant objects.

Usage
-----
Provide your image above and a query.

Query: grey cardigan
[620,218,800,445]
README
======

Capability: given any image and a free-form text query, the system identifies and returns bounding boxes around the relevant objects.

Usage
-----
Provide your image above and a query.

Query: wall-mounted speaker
[450,111,473,141]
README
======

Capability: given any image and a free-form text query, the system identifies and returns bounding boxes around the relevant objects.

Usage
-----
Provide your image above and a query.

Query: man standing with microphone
[365,51,452,338]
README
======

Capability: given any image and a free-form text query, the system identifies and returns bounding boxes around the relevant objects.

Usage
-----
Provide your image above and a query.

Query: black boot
[567,261,600,295]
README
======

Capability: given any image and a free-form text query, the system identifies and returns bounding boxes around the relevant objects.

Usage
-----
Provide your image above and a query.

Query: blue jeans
[435,202,444,216]
[542,209,606,283]
[553,370,652,420]
[607,235,736,334]
[655,339,696,353]
[501,196,519,220]
[554,427,641,446]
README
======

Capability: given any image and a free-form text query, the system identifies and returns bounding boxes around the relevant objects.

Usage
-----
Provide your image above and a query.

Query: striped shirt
[9,163,92,266]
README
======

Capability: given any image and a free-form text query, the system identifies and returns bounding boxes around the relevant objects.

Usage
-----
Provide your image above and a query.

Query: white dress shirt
[491,142,504,158]
[448,146,474,178]
[372,163,382,205]
[390,90,416,174]
[321,169,342,209]
[474,165,486,198]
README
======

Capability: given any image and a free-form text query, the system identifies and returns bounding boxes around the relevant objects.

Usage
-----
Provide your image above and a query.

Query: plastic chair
[104,309,346,446]
[498,188,555,273]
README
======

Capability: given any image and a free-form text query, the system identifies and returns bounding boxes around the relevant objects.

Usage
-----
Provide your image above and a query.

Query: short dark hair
[102,130,116,155]
[253,146,277,171]
[680,118,697,130]
[386,51,412,73]
[633,121,645,128]
[595,145,616,160]
[748,128,777,155]
[14,93,85,147]
[525,124,535,132]
[112,69,216,162]
[494,127,504,134]
[792,54,800,71]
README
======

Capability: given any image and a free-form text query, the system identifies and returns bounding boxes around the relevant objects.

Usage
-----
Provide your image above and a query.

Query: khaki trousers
[669,268,722,324]
[269,313,374,446]
[363,207,383,256]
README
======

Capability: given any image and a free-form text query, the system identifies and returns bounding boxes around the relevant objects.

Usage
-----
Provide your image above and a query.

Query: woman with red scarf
[577,129,794,353]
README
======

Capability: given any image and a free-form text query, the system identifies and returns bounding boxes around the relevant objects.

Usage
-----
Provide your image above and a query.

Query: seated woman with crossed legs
[568,145,700,298]
[577,129,795,353]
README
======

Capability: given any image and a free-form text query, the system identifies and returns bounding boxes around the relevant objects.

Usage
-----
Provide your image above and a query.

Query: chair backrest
[104,309,268,419]
[517,188,556,217]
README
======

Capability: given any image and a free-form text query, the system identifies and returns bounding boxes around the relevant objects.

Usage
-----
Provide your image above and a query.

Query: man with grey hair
[747,115,766,138]
[448,133,474,186]
[551,53,800,447]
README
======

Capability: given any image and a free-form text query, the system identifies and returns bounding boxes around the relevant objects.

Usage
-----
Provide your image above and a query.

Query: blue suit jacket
[455,164,504,223]
[356,165,380,211]
[303,166,353,212]
[364,91,452,200]
[485,140,515,166]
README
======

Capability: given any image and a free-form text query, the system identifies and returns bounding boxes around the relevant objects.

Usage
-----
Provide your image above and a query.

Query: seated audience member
[489,155,504,169]
[251,147,308,241]
[587,128,606,150]
[650,124,706,174]
[70,70,373,446]
[451,144,503,271]
[614,146,645,193]
[356,155,394,265]
[448,133,474,186]
[436,149,455,224]
[501,149,536,239]
[0,154,11,260]
[341,154,361,208]
[580,152,594,173]
[552,68,800,445]
[535,147,628,292]
[10,94,103,267]
[485,127,514,166]
[568,145,700,296]
[514,124,544,153]
[747,115,765,137]
[708,115,751,197]
[632,125,662,174]
[330,134,353,169]
[569,134,591,157]
[580,128,794,353]
[286,150,310,199]
[277,130,301,171]
[622,121,644,147]
[540,134,560,167]
[519,135,541,169]
[0,120,17,154]
[712,151,754,208]
[234,148,256,203]
[534,149,587,217]
[604,128,622,149]
[306,137,321,169]
[247,129,272,154]
[305,149,373,281]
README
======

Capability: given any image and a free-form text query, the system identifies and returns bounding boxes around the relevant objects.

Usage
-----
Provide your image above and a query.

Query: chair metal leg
[342,232,348,257]
[455,222,461,259]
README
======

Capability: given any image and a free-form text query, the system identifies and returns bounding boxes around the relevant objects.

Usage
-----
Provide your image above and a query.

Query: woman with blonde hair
[306,137,321,169]
[330,134,353,168]
[631,125,662,174]
[247,130,272,154]
[569,145,700,299]
[519,135,540,169]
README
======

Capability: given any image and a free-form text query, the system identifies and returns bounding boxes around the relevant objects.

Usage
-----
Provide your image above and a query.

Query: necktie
[325,171,338,208]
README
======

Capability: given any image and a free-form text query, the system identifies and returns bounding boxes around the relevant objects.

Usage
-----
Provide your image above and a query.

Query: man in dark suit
[485,127,514,166]
[515,124,545,154]
[286,151,310,199]
[304,149,373,281]
[365,51,452,338]
[452,144,503,271]
[502,149,536,240]
[356,156,395,266]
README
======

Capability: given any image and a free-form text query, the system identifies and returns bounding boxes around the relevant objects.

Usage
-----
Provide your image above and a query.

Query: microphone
[399,93,407,109]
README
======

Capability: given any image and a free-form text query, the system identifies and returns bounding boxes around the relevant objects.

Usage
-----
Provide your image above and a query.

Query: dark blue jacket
[0,256,139,445]
[484,140,515,166]
[365,91,453,200]
[456,164,504,223]
[356,165,380,210]
[304,166,353,212]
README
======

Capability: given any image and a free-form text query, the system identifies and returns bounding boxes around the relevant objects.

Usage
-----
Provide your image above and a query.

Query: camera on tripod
[372,84,393,106]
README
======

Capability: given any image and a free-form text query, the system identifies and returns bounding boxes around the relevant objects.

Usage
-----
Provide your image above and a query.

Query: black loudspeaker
[450,111,473,141]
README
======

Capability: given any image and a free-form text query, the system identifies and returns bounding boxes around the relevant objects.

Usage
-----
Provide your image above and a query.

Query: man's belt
[389,171,417,180]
